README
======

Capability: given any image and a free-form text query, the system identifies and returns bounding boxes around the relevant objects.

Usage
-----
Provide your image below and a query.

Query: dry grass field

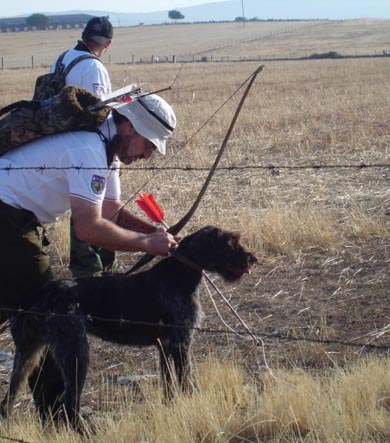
[1,19,390,68]
[0,20,390,442]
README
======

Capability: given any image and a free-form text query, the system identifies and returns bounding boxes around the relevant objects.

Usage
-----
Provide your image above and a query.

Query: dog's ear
[209,227,243,248]
[220,230,241,250]
[229,230,241,244]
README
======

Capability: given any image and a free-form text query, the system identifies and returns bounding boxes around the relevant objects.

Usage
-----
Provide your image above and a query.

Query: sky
[0,0,227,16]
[1,0,390,20]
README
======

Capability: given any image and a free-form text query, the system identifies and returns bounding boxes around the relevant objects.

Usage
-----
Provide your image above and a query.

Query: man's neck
[74,40,101,58]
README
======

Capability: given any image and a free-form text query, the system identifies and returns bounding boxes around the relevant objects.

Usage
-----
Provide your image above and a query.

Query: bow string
[125,64,265,275]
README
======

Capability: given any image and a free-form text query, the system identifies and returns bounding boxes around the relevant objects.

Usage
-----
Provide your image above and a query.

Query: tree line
[24,11,186,30]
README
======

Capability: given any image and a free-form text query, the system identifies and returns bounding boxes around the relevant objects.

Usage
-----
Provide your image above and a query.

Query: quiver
[0,86,111,156]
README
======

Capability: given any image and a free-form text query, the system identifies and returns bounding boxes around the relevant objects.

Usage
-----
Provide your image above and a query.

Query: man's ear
[116,120,134,136]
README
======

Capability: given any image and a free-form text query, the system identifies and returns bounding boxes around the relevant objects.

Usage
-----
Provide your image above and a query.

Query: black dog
[0,226,257,428]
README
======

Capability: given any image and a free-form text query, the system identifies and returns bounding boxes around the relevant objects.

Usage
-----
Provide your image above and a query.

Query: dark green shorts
[0,200,53,313]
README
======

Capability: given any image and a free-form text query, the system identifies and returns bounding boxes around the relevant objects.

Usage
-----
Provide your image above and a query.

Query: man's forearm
[116,206,157,234]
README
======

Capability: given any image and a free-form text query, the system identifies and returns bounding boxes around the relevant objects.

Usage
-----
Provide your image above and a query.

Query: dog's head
[176,226,257,281]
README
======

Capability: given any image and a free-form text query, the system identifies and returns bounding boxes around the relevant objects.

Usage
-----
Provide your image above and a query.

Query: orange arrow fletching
[135,193,164,224]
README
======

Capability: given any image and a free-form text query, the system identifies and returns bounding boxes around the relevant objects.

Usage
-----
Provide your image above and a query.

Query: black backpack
[32,50,101,102]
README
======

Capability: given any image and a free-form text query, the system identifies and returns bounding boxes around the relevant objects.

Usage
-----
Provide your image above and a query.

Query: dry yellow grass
[107,59,389,257]
[0,21,390,443]
[1,57,388,264]
[1,19,390,68]
[1,357,390,442]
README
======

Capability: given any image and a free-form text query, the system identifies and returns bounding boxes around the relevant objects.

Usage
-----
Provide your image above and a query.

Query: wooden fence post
[31,55,34,69]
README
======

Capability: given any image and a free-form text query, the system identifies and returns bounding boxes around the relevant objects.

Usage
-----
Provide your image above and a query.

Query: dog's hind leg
[28,353,66,424]
[49,319,89,429]
[1,339,45,418]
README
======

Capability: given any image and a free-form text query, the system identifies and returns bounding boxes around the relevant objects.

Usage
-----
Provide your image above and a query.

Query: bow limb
[168,64,264,236]
[125,64,264,275]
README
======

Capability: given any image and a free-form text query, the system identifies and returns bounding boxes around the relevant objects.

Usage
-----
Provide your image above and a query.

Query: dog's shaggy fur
[0,226,257,428]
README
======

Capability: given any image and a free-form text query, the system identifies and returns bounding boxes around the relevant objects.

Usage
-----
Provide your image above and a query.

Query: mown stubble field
[0,21,390,442]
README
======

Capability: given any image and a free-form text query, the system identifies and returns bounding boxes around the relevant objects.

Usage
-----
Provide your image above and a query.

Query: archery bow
[125,64,265,275]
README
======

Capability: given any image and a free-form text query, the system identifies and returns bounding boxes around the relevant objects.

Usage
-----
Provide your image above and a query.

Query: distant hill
[11,0,390,25]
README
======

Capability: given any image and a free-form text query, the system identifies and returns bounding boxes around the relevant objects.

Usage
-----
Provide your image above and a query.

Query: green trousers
[0,200,67,418]
[0,200,53,314]
[69,217,117,277]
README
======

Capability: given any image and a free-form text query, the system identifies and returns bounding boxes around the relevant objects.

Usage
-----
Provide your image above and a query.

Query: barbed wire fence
[0,305,389,353]
[0,37,389,443]
[0,20,388,70]
[1,51,388,70]
[0,88,389,443]
[1,162,389,172]
[0,168,388,443]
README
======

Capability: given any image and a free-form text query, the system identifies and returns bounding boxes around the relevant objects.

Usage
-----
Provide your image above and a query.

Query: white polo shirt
[0,130,120,225]
[51,49,112,98]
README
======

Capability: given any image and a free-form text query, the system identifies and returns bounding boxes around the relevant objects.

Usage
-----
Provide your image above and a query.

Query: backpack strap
[95,128,116,165]
[63,53,103,77]
[0,100,40,117]
[54,50,68,74]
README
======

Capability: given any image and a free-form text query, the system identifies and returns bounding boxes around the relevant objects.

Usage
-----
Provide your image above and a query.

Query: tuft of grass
[2,358,390,442]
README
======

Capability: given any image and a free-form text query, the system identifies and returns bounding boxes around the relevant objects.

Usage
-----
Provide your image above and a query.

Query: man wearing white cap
[0,93,178,416]
[0,93,178,314]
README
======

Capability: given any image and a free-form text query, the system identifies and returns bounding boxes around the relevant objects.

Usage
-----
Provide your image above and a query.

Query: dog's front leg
[157,343,177,400]
[171,343,193,395]
[158,341,193,399]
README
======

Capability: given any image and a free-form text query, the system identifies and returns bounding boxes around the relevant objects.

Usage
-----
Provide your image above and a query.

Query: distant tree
[26,13,49,30]
[168,10,185,23]
[308,51,343,60]
[234,16,246,22]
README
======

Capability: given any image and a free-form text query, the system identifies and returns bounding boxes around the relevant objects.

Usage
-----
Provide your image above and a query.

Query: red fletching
[135,193,164,224]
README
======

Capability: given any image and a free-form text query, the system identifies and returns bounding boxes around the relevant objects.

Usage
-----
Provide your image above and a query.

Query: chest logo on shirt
[91,175,105,195]
[93,83,106,97]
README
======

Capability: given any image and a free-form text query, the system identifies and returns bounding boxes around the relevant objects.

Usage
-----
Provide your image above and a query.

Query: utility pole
[241,0,245,27]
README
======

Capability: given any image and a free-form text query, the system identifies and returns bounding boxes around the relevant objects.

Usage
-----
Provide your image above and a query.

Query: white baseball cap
[112,94,176,155]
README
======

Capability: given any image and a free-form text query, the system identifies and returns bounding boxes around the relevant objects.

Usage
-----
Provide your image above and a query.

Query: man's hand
[143,228,178,256]
[70,197,178,255]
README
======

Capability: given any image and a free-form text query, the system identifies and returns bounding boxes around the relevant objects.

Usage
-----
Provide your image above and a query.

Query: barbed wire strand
[0,306,388,351]
[1,162,389,172]
[0,307,388,443]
